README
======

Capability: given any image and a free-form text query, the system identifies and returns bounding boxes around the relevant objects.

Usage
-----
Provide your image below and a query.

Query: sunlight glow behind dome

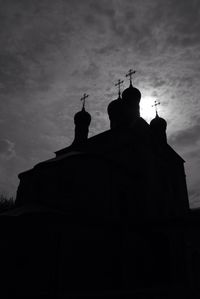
[140,96,157,123]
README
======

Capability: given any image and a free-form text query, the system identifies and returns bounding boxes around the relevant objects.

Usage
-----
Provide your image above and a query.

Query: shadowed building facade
[4,71,196,297]
[16,71,189,218]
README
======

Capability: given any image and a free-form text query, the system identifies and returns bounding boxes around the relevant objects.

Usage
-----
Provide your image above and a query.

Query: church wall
[102,139,188,220]
[16,137,189,222]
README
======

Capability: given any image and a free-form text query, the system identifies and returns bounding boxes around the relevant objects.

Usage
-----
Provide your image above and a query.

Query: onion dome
[107,94,123,129]
[120,83,141,126]
[107,79,124,129]
[118,70,141,127]
[150,114,167,130]
[122,83,141,103]
[150,113,167,143]
[72,94,91,146]
[74,106,91,127]
[107,72,142,128]
[122,69,141,103]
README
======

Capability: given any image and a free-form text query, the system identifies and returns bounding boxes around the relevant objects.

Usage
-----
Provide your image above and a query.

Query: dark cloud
[0,139,15,159]
[151,77,166,88]
[165,0,200,47]
[184,149,200,160]
[89,1,115,18]
[71,62,100,80]
[84,0,158,56]
[0,0,74,97]
[0,53,26,94]
[169,121,200,148]
[188,186,200,208]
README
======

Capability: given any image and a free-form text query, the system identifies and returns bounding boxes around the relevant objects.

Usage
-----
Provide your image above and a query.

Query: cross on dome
[115,79,124,97]
[152,100,160,116]
[80,93,89,109]
[125,69,136,86]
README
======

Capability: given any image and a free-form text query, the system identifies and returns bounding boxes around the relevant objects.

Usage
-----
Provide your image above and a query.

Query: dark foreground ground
[1,206,200,298]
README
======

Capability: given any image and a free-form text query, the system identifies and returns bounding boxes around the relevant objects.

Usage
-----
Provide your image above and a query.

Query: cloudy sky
[0,0,200,207]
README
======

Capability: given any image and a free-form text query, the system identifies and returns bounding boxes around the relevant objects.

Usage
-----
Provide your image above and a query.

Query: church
[3,70,200,298]
[16,69,189,218]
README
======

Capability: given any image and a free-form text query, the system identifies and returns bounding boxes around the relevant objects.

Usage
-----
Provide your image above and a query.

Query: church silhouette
[16,70,189,217]
[2,70,200,298]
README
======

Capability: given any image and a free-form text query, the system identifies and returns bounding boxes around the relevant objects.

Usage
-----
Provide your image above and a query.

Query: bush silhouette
[0,193,15,213]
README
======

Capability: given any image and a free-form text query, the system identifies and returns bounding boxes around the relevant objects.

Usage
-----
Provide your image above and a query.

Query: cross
[115,79,124,97]
[125,69,136,85]
[80,93,89,109]
[152,100,160,116]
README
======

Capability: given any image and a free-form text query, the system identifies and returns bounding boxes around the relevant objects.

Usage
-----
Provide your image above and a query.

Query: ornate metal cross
[125,69,136,85]
[80,93,89,109]
[115,79,124,97]
[152,100,160,116]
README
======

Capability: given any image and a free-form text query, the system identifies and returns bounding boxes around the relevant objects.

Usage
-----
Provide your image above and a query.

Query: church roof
[18,116,184,180]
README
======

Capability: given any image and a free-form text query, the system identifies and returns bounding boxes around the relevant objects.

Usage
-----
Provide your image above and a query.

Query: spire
[152,100,160,117]
[125,69,136,86]
[115,79,124,98]
[80,93,89,110]
[73,93,91,146]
